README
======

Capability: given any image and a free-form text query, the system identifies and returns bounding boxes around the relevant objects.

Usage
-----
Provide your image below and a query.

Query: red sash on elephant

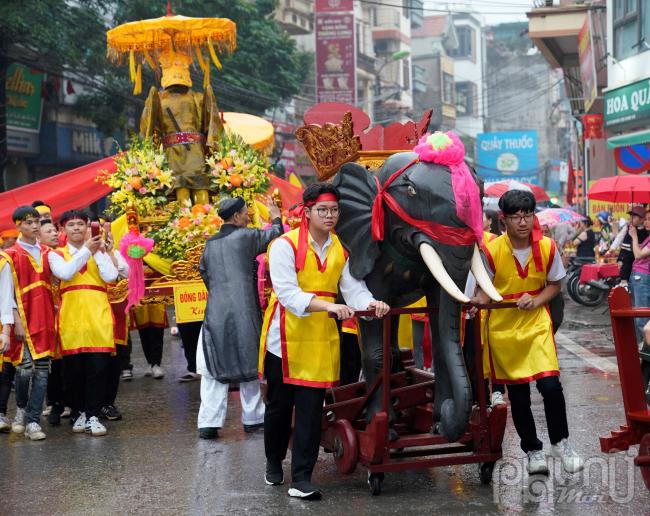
[0,244,56,365]
[259,228,347,388]
[482,234,559,384]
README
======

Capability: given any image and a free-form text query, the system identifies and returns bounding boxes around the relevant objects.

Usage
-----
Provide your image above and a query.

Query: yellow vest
[259,228,347,387]
[482,234,559,383]
[57,247,115,355]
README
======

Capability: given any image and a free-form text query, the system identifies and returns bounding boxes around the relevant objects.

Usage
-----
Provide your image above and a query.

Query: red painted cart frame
[601,286,650,490]
[322,303,515,495]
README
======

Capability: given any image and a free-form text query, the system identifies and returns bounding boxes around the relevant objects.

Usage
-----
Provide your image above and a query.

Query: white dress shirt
[265,232,375,358]
[114,250,130,280]
[48,244,118,283]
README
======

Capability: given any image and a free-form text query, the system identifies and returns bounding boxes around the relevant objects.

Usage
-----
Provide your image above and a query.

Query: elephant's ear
[332,162,381,280]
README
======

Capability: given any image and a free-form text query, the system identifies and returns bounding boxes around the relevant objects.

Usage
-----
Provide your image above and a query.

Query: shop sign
[173,282,208,323]
[6,63,44,132]
[315,11,356,104]
[582,114,603,139]
[316,0,354,12]
[476,131,539,184]
[578,12,597,113]
[604,78,650,128]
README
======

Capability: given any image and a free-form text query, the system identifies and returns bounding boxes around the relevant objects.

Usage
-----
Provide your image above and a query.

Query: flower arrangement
[147,203,222,261]
[99,136,175,216]
[206,133,270,203]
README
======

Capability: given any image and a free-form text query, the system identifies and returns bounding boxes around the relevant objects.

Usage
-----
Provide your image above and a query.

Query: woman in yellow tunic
[473,190,583,476]
[49,210,118,437]
[259,183,389,500]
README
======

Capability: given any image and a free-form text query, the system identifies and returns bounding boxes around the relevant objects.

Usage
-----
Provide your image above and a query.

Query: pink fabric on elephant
[413,131,483,244]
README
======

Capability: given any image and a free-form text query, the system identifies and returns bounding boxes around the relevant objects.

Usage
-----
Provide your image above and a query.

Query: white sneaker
[550,438,584,473]
[72,412,87,433]
[85,416,107,436]
[152,365,165,379]
[527,450,549,475]
[42,405,53,416]
[11,408,26,434]
[24,422,46,441]
[121,369,133,381]
[0,413,10,432]
[170,326,179,336]
[61,406,72,418]
[144,366,153,377]
[491,391,506,406]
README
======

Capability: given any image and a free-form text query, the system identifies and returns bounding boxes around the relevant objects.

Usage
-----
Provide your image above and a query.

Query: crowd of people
[0,202,204,441]
[5,185,650,500]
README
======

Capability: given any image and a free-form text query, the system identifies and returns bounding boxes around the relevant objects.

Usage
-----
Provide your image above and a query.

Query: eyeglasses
[505,213,535,224]
[314,207,340,218]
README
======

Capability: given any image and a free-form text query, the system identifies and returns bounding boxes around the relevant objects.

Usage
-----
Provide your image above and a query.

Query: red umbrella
[587,175,650,203]
[485,180,550,201]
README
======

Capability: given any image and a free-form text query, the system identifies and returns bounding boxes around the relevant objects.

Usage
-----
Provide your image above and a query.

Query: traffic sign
[614,144,650,174]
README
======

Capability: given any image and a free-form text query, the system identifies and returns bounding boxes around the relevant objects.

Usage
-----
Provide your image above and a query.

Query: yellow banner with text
[173,282,208,323]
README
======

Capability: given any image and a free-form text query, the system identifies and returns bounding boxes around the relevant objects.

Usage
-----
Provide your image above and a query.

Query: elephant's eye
[406,184,417,197]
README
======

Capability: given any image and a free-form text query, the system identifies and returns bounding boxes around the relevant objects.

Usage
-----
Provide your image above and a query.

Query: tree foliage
[1,0,311,143]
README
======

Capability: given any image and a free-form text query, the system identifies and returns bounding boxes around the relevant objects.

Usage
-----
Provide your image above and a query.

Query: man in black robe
[196,197,282,439]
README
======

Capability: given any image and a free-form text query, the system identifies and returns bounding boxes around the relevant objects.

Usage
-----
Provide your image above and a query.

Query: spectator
[629,209,650,342]
[573,218,596,259]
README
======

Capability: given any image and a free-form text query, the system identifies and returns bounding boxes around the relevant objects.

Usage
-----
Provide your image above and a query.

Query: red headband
[295,193,339,271]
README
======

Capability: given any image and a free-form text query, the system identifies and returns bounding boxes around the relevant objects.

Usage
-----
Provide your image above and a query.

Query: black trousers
[47,358,69,409]
[0,363,15,414]
[507,376,569,452]
[339,331,361,386]
[462,320,505,403]
[104,352,123,407]
[139,327,164,366]
[263,353,326,483]
[177,321,201,373]
[120,337,133,372]
[63,353,109,418]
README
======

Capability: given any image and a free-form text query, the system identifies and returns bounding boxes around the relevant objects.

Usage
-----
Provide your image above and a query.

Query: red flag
[566,156,575,206]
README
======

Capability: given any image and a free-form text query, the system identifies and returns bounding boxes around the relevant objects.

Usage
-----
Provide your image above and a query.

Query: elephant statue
[331,135,502,442]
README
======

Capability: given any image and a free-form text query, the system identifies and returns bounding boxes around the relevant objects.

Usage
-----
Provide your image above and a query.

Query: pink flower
[187,234,194,241]
[125,183,133,191]
[193,218,201,225]
[203,231,210,238]
[138,187,147,194]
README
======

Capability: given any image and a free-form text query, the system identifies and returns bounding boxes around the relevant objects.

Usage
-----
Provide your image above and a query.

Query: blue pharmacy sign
[476,131,540,184]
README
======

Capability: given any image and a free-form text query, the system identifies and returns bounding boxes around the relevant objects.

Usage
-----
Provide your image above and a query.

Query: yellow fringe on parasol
[107,14,236,94]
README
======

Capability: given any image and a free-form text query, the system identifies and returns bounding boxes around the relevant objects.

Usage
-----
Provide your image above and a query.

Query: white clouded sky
[422,0,533,24]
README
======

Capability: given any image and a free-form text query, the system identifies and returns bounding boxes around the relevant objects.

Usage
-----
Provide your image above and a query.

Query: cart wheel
[332,419,358,474]
[639,434,650,490]
[368,472,384,496]
[479,462,495,485]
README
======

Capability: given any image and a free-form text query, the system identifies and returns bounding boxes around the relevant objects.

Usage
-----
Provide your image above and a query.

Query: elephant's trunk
[436,288,472,441]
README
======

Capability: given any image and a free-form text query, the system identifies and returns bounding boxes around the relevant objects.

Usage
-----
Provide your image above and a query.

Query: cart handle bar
[328,302,519,318]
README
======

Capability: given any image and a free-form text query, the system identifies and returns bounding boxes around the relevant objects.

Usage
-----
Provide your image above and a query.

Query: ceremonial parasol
[587,175,650,203]
[484,180,550,202]
[536,208,584,228]
[106,1,236,93]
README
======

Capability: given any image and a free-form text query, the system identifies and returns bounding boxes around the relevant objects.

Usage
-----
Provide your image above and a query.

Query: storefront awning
[607,129,650,149]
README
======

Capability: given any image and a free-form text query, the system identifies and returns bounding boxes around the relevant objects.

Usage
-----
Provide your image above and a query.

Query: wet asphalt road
[1,296,649,515]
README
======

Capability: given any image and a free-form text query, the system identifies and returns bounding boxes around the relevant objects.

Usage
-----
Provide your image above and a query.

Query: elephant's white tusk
[419,243,471,304]
[471,244,503,302]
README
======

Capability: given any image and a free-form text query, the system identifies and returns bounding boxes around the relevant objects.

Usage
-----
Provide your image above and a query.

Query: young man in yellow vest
[49,210,118,437]
[259,183,389,500]
[473,190,583,475]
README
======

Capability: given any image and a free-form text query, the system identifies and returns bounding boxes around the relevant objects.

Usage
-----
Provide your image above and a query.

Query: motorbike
[565,256,621,307]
